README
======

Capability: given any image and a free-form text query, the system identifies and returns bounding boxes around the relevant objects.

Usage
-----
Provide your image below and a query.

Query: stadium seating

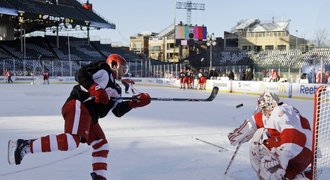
[9,0,58,16]
[0,1,15,9]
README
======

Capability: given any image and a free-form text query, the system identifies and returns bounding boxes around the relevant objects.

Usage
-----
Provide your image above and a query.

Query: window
[265,45,274,50]
[150,46,161,51]
[242,46,251,51]
[277,45,286,50]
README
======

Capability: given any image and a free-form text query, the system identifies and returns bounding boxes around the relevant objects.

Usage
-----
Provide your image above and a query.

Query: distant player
[179,69,186,89]
[121,77,135,94]
[188,69,194,89]
[228,92,312,179]
[184,68,191,89]
[8,54,151,180]
[196,68,206,90]
[42,70,49,84]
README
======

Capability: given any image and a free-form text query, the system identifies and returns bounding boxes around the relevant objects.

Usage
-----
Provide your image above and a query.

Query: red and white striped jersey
[251,104,312,167]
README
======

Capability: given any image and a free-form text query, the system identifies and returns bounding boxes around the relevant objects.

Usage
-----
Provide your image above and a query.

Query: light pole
[206,33,216,70]
[295,30,298,49]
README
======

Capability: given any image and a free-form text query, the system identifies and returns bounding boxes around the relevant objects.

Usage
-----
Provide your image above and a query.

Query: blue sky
[89,0,329,46]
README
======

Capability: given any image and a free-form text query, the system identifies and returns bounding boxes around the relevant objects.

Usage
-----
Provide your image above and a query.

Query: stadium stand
[0,1,15,9]
[2,0,330,80]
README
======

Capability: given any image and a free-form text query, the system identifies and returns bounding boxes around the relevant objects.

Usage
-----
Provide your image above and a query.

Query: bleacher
[251,50,302,67]
[8,0,58,16]
[219,51,253,65]
[0,47,14,59]
[3,0,114,28]
[301,48,330,64]
[0,0,15,9]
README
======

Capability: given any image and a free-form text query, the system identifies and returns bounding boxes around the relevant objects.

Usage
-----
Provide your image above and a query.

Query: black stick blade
[206,86,219,101]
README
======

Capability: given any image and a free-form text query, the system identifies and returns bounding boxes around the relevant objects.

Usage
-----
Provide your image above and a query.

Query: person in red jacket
[4,69,13,83]
[228,92,312,179]
[8,54,151,180]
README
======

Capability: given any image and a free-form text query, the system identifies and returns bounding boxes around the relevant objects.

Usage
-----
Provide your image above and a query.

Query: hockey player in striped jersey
[228,92,312,180]
[8,54,151,180]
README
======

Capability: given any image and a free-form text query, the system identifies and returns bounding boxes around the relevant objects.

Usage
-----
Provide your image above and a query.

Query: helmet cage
[258,92,279,117]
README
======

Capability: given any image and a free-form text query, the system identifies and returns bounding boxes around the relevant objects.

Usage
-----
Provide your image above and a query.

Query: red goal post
[312,85,330,180]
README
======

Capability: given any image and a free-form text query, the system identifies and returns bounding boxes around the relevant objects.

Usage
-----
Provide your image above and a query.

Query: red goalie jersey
[252,104,312,179]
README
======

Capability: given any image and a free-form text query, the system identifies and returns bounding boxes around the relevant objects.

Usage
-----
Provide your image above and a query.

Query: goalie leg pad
[249,128,284,180]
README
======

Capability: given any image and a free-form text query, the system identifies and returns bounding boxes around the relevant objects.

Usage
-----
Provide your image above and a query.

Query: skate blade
[8,140,17,165]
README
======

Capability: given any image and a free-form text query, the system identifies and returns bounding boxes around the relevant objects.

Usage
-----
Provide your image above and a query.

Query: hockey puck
[236,104,243,108]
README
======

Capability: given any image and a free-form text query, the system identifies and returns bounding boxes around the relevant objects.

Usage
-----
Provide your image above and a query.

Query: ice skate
[8,139,31,165]
[91,172,106,180]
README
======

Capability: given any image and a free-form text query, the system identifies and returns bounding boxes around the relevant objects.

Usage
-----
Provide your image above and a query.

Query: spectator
[307,68,315,83]
[239,70,246,80]
[4,69,13,83]
[228,70,234,80]
[326,71,330,83]
[209,68,219,79]
[246,68,254,81]
[262,69,268,78]
[315,68,326,84]
[269,69,280,82]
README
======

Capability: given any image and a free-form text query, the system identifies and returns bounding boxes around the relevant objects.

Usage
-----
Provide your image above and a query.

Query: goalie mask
[258,92,279,118]
[106,54,129,80]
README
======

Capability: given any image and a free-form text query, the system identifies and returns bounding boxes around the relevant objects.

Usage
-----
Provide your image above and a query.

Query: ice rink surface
[0,84,313,180]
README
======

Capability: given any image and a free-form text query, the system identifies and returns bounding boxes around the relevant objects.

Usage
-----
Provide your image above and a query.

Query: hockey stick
[118,86,219,102]
[193,137,228,152]
[224,106,260,176]
[84,86,219,102]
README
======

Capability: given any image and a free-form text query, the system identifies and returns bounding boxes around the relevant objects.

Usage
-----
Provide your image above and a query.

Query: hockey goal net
[312,85,330,180]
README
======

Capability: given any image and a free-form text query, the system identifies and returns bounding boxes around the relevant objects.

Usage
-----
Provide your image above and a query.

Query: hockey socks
[30,133,80,153]
[91,139,109,179]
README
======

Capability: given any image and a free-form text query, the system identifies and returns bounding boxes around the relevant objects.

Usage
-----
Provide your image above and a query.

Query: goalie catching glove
[228,119,257,146]
[128,93,151,108]
[88,83,109,104]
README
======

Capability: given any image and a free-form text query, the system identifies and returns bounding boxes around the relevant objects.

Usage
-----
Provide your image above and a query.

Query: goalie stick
[224,105,260,176]
[224,142,242,175]
[84,86,219,102]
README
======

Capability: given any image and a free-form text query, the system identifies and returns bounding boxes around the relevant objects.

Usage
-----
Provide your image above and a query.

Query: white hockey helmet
[258,92,279,117]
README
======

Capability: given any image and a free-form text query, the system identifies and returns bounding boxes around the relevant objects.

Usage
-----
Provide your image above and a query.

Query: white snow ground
[0,84,313,180]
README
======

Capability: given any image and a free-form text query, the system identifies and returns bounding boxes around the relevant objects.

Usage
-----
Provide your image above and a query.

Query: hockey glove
[128,93,151,108]
[228,119,257,146]
[88,83,109,104]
